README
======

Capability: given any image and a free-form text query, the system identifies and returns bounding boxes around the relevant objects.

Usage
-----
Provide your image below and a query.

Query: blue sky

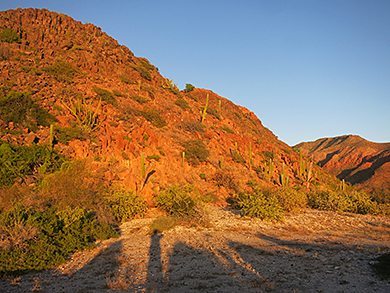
[1,1,389,146]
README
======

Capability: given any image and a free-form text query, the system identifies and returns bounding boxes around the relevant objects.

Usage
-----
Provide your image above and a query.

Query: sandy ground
[1,206,390,293]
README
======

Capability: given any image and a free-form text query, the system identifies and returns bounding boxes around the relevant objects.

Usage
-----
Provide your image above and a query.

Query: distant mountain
[294,135,390,193]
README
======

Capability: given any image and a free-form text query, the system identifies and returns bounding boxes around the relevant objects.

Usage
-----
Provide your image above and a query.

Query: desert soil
[1,205,390,293]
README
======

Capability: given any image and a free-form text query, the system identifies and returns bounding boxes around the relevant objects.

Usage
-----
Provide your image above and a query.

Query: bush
[180,121,205,134]
[221,126,234,134]
[213,171,240,193]
[130,95,149,104]
[175,98,191,110]
[139,109,166,128]
[0,28,21,43]
[183,83,195,93]
[274,188,308,213]
[42,60,78,83]
[93,87,117,106]
[55,126,89,145]
[0,91,57,131]
[232,189,284,221]
[0,204,117,275]
[120,76,133,84]
[0,142,65,188]
[182,140,210,166]
[153,185,208,223]
[308,190,380,215]
[105,189,147,222]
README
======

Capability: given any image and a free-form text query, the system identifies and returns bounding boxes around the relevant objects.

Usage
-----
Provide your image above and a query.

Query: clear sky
[1,1,389,146]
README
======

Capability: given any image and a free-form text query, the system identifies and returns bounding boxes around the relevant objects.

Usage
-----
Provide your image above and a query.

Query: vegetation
[0,91,57,131]
[55,125,89,144]
[120,76,133,84]
[93,87,117,106]
[153,185,209,223]
[139,109,166,128]
[0,141,65,188]
[175,98,191,110]
[42,60,78,83]
[183,83,195,93]
[105,189,147,222]
[130,95,149,104]
[181,140,210,166]
[0,28,21,43]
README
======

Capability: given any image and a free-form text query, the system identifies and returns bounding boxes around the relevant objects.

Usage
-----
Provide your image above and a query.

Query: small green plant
[112,90,126,97]
[147,155,160,162]
[162,77,180,95]
[232,189,284,221]
[0,91,57,131]
[130,95,149,104]
[175,98,191,110]
[93,87,117,106]
[0,28,21,43]
[55,125,88,144]
[61,97,102,132]
[153,185,208,223]
[280,162,289,188]
[141,153,146,178]
[183,83,195,93]
[139,110,166,128]
[133,64,152,80]
[231,142,246,164]
[105,189,147,222]
[42,60,78,83]
[181,140,210,166]
[120,76,133,84]
[213,171,239,192]
[221,126,234,134]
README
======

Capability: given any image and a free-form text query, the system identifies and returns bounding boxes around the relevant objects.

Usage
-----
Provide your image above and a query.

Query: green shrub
[150,216,177,232]
[213,171,239,193]
[0,28,21,43]
[42,60,78,83]
[308,190,380,214]
[120,76,133,84]
[21,66,43,76]
[130,95,149,104]
[93,87,117,106]
[274,188,308,212]
[139,60,156,71]
[175,98,191,110]
[182,140,209,166]
[112,90,127,97]
[0,204,117,275]
[221,126,235,134]
[180,121,205,134]
[0,91,57,131]
[55,126,89,144]
[105,189,147,222]
[153,185,208,223]
[232,189,284,221]
[0,142,65,188]
[183,83,195,93]
[139,109,166,128]
[146,155,160,162]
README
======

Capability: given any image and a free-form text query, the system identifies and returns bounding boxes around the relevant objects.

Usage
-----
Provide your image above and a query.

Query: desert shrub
[0,141,65,188]
[274,188,308,212]
[112,90,126,97]
[232,152,246,164]
[21,66,43,76]
[182,140,209,166]
[0,204,117,275]
[146,155,160,162]
[150,216,177,232]
[55,125,89,145]
[120,76,133,84]
[153,185,208,223]
[42,60,77,83]
[130,95,149,104]
[308,190,380,215]
[180,121,205,133]
[221,126,235,134]
[38,160,105,212]
[175,98,191,110]
[140,60,156,71]
[0,28,21,43]
[105,189,147,222]
[232,189,284,221]
[0,44,12,61]
[213,171,240,193]
[183,83,195,93]
[0,91,57,131]
[93,87,117,106]
[139,109,166,128]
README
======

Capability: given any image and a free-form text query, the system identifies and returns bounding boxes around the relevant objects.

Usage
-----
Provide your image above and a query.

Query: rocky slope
[294,135,390,194]
[0,8,341,204]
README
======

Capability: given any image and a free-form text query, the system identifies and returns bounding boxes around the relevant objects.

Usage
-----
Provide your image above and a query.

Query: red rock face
[0,8,341,203]
[294,135,390,191]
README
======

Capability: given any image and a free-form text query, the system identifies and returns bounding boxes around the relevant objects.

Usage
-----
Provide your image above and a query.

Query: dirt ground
[1,205,390,293]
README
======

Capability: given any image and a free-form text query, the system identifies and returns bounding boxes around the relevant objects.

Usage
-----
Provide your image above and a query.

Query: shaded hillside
[0,8,342,204]
[294,135,390,193]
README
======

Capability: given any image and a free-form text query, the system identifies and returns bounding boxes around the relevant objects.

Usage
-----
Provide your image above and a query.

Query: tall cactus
[280,162,286,188]
[200,94,209,123]
[249,142,252,169]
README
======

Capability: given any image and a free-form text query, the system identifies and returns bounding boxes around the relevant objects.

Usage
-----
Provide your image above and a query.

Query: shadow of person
[146,229,164,291]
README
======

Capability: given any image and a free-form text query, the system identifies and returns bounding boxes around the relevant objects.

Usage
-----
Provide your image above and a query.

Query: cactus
[305,160,313,189]
[138,80,141,92]
[182,152,185,167]
[220,157,224,169]
[218,99,222,116]
[200,94,209,122]
[62,97,102,132]
[342,179,346,192]
[249,142,252,169]
[280,162,287,188]
[49,124,54,150]
[265,158,274,182]
[299,149,304,179]
[235,142,238,156]
[141,152,145,178]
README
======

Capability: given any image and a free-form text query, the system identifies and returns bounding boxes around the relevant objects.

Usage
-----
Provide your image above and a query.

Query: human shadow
[146,229,165,290]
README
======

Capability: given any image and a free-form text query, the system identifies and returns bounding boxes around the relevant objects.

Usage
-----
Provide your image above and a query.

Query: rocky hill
[0,8,341,204]
[294,135,390,195]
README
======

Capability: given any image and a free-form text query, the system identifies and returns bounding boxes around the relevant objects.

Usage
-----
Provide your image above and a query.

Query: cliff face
[0,8,339,204]
[294,135,390,192]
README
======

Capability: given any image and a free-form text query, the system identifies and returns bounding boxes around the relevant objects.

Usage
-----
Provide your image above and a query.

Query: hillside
[294,135,390,195]
[0,7,340,202]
